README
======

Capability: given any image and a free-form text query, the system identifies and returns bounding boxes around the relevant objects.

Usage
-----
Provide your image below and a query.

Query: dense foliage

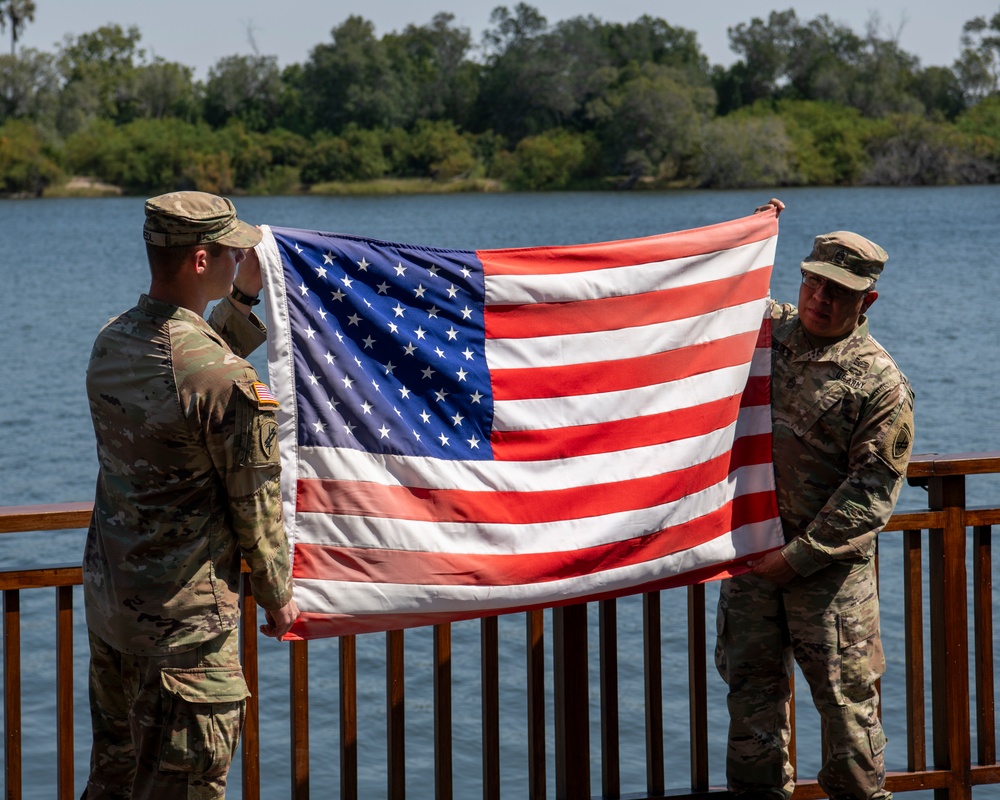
[3,3,1000,194]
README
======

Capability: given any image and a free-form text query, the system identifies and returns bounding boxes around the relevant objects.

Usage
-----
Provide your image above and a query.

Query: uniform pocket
[159,667,250,775]
[782,382,849,438]
[836,594,885,702]
[868,720,887,756]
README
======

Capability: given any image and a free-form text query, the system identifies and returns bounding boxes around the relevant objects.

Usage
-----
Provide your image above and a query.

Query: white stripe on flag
[294,404,771,492]
[292,519,779,617]
[484,239,775,303]
[485,300,765,369]
[294,462,776,554]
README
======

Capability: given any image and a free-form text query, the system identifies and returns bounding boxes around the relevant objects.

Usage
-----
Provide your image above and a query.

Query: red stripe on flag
[296,433,772,525]
[757,317,772,347]
[491,331,762,400]
[492,394,731,461]
[284,546,777,639]
[292,490,778,587]
[477,211,779,276]
[741,372,770,406]
[491,378,769,462]
[730,431,772,468]
[485,270,771,339]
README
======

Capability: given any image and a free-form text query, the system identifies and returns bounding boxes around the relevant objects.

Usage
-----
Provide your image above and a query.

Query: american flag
[258,210,783,639]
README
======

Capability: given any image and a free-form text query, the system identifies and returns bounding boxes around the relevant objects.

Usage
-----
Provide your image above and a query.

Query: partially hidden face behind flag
[258,209,783,640]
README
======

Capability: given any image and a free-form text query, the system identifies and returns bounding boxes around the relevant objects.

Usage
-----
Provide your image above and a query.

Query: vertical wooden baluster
[526,610,546,800]
[56,586,73,800]
[903,529,926,771]
[434,624,453,800]
[600,599,620,799]
[290,640,310,798]
[974,525,995,764]
[643,592,664,796]
[482,617,501,800]
[554,604,590,800]
[240,576,260,800]
[4,588,21,800]
[387,629,406,800]
[340,635,358,800]
[687,585,708,792]
[928,475,971,800]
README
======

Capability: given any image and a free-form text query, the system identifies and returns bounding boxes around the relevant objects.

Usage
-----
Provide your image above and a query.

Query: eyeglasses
[800,271,869,301]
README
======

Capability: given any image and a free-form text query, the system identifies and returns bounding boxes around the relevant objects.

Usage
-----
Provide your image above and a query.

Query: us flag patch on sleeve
[252,381,280,408]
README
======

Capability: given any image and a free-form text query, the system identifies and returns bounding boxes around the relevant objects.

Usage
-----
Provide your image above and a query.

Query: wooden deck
[2,451,999,799]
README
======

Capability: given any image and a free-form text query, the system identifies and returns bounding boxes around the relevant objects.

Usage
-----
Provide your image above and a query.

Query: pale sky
[13,0,998,79]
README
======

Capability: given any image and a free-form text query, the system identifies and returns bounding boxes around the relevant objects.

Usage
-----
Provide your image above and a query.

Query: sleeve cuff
[781,537,828,578]
[209,297,267,357]
[250,565,293,611]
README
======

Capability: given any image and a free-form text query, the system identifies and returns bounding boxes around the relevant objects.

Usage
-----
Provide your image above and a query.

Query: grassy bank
[37,176,507,199]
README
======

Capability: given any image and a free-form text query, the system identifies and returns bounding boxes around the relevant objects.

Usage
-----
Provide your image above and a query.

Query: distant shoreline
[32,175,696,199]
[37,176,510,199]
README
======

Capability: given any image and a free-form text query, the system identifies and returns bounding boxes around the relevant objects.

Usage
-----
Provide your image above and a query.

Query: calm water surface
[2,186,999,797]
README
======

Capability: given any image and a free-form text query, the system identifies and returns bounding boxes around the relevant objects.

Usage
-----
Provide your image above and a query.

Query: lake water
[1,186,999,798]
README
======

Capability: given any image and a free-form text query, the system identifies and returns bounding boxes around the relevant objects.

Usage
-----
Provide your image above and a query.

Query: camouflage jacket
[770,302,915,577]
[84,295,293,655]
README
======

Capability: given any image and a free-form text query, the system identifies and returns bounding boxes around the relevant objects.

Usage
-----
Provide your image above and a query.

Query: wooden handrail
[0,451,998,800]
[907,451,1000,477]
[0,502,90,534]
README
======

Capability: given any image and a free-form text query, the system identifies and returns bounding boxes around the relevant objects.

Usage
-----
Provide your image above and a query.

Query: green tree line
[4,3,1000,195]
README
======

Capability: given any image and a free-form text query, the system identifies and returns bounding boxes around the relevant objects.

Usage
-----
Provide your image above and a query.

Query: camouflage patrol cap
[801,231,888,291]
[143,191,262,248]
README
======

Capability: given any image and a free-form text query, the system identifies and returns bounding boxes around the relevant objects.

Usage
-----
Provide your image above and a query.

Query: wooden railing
[1,451,999,800]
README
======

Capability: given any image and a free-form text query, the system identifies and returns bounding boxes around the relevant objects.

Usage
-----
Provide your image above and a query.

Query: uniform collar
[775,311,871,369]
[138,294,223,341]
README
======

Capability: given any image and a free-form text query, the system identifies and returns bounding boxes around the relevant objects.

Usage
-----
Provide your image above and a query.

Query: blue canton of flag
[271,228,495,460]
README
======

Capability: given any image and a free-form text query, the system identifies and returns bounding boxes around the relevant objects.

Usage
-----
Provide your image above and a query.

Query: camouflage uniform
[86,627,246,800]
[716,232,915,800]
[83,193,293,799]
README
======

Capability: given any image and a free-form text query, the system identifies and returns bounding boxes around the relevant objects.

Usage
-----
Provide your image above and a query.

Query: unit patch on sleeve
[235,380,282,466]
[878,405,914,475]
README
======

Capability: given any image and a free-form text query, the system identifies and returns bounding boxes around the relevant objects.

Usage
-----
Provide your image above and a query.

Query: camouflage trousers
[83,627,249,800]
[715,556,889,800]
